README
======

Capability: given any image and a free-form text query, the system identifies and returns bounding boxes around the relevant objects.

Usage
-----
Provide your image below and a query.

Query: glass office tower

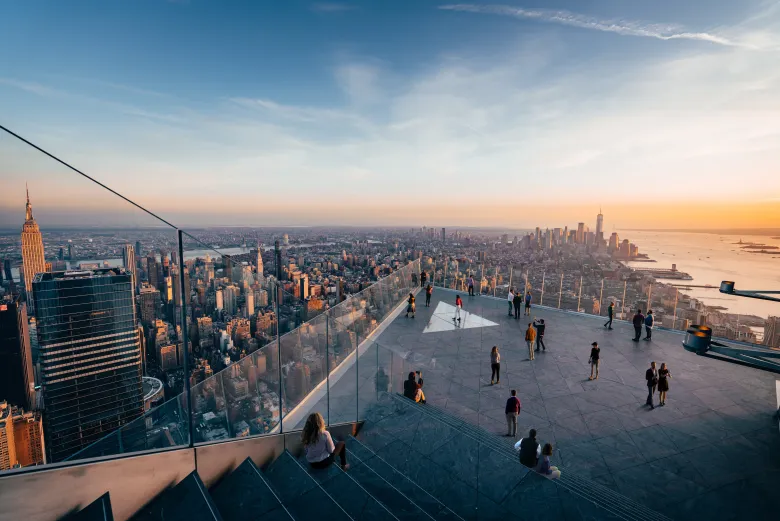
[32,268,143,462]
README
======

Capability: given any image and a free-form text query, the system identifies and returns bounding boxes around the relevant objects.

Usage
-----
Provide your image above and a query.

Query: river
[624,231,780,319]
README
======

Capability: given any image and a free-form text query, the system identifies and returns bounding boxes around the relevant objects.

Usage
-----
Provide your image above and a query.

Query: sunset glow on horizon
[1,0,779,228]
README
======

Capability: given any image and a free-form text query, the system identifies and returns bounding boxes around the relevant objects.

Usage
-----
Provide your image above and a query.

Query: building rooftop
[354,286,780,520]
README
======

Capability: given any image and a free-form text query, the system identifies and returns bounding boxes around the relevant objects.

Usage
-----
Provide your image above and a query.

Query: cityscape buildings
[32,269,143,462]
[0,401,45,470]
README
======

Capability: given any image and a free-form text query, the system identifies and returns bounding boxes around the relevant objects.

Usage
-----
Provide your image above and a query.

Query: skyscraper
[0,297,35,411]
[441,227,446,243]
[33,268,143,462]
[596,208,604,240]
[21,187,46,295]
[0,401,46,470]
[0,401,45,469]
[576,223,585,244]
[256,242,264,276]
[137,283,160,326]
[122,243,137,291]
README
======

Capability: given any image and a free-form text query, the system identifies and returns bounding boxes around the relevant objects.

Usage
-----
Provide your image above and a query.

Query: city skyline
[2,0,780,228]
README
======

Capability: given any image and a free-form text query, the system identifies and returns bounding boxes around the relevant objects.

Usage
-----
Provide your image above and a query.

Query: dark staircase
[63,492,114,521]
[60,391,676,521]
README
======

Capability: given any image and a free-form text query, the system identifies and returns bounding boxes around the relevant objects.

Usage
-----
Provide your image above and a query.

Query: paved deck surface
[362,286,780,520]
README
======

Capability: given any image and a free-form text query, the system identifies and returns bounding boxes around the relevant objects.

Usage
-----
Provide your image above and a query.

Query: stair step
[347,436,465,521]
[210,458,293,521]
[61,492,114,521]
[131,471,223,521]
[263,450,353,521]
[385,393,672,521]
[295,452,398,521]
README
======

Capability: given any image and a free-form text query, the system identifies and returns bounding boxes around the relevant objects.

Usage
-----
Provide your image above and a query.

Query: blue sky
[1,0,779,227]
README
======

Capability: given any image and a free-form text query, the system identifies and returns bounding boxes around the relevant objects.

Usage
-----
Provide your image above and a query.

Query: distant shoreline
[620,228,780,236]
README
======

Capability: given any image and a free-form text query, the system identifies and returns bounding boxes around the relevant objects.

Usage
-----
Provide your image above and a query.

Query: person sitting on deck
[403,371,426,404]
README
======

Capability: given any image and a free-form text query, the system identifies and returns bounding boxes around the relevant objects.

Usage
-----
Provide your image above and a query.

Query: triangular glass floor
[423,301,499,333]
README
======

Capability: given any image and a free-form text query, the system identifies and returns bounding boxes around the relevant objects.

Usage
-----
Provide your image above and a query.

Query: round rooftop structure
[142,376,165,411]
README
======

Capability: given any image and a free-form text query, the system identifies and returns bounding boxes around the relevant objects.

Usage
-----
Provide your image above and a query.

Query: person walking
[524,291,532,316]
[525,323,536,360]
[403,371,426,403]
[453,294,463,325]
[644,310,654,340]
[536,443,561,480]
[632,309,645,342]
[467,275,475,296]
[658,363,671,406]
[303,412,349,471]
[645,361,658,409]
[517,429,540,469]
[490,346,501,384]
[405,292,416,318]
[533,318,547,352]
[505,390,521,437]
[420,270,427,288]
[588,342,600,380]
[507,288,515,316]
[425,284,433,307]
[513,290,523,319]
[604,302,614,330]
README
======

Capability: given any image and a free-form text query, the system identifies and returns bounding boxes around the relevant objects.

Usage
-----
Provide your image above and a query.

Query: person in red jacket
[453,295,463,324]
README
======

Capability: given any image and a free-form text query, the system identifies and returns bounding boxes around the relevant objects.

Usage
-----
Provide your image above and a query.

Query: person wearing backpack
[644,310,654,340]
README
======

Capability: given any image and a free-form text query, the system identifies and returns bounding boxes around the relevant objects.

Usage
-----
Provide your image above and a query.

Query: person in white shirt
[302,412,349,470]
[507,289,515,316]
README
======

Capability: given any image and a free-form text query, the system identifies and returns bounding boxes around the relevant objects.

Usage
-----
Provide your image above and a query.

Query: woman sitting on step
[302,412,349,471]
[536,443,561,480]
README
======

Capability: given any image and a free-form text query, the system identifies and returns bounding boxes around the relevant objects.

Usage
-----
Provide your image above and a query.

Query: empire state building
[21,187,46,294]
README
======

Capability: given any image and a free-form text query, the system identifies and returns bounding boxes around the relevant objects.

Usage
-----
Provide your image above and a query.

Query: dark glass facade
[0,298,34,410]
[32,269,143,462]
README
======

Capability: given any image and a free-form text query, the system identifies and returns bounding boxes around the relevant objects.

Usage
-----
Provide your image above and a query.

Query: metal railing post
[540,272,546,306]
[177,230,194,448]
[558,273,563,309]
[276,280,284,433]
[598,279,604,316]
[622,281,627,320]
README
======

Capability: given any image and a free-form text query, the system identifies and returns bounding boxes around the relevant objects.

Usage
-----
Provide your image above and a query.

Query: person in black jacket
[645,361,658,409]
[513,291,522,319]
[588,342,600,380]
[518,429,540,468]
[604,302,614,330]
[632,310,645,342]
[533,318,547,352]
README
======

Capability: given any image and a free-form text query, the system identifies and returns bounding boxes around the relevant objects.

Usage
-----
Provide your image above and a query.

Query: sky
[1,0,779,229]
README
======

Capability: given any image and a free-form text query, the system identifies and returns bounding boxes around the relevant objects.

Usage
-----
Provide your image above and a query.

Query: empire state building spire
[25,183,34,222]
[21,186,46,294]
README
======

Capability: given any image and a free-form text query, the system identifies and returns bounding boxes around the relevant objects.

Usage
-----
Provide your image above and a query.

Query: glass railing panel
[279,326,304,422]
[191,370,230,442]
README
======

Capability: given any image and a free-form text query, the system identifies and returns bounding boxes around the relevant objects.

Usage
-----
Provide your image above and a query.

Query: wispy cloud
[311,3,355,13]
[439,4,739,47]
